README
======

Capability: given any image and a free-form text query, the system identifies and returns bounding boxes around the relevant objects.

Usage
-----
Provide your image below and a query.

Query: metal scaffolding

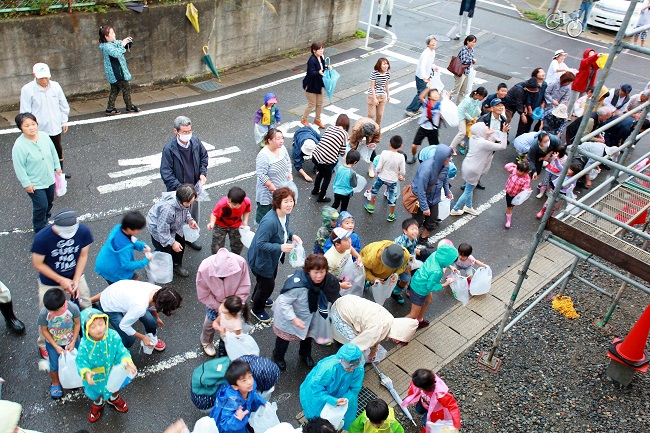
[478,0,650,371]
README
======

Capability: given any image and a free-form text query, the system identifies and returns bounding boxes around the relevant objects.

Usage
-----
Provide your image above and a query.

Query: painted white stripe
[380,49,486,84]
[428,190,507,244]
[477,0,517,11]
[202,171,256,190]
[389,81,417,95]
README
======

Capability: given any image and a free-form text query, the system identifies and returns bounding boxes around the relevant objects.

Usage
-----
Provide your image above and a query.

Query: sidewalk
[296,241,576,424]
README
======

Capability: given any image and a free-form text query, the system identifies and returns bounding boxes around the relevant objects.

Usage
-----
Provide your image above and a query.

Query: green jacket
[410,244,459,296]
[12,132,60,189]
[349,408,405,433]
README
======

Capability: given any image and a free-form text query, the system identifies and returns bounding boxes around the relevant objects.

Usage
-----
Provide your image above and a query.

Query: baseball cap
[332,227,351,242]
[489,98,503,108]
[52,209,79,239]
[33,63,51,79]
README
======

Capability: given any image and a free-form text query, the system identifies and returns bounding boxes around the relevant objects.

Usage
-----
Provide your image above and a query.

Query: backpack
[190,357,231,411]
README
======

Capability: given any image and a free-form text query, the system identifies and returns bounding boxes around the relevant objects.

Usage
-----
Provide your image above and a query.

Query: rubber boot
[0,301,26,335]
[386,15,392,28]
[376,14,381,26]
[505,214,512,229]
[536,206,547,219]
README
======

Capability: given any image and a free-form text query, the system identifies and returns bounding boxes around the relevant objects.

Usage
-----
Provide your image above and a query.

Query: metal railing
[0,0,146,14]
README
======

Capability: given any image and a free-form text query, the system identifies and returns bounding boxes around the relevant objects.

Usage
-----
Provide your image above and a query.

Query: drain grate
[192,80,222,92]
[356,386,379,416]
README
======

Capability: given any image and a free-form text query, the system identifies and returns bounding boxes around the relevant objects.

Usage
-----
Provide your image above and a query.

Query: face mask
[179,133,192,143]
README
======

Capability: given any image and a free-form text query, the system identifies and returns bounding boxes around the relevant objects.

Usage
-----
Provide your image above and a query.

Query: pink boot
[536,206,546,219]
[505,214,512,229]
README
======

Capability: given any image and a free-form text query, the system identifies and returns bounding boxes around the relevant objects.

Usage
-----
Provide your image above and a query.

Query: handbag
[402,182,435,214]
[447,56,468,77]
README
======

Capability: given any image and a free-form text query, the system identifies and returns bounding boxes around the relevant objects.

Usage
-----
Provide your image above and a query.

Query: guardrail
[0,0,147,14]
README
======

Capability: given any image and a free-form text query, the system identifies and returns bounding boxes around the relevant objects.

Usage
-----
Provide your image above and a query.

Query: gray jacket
[146,194,193,247]
[272,287,314,340]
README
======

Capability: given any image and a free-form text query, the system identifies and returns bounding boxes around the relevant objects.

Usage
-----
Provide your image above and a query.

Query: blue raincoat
[76,308,132,401]
[210,379,266,433]
[300,343,364,429]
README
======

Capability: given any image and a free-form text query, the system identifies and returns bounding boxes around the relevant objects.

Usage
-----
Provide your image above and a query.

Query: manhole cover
[356,386,379,416]
[193,80,222,92]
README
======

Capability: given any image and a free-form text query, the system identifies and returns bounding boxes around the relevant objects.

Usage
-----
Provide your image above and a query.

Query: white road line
[428,190,507,244]
[477,0,518,11]
[202,171,256,190]
[381,49,486,84]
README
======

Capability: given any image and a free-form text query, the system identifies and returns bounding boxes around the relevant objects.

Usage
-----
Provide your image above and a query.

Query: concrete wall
[0,0,362,107]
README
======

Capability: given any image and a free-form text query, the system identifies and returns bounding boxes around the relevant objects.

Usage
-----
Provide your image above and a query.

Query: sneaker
[265,298,274,307]
[387,213,397,222]
[88,402,104,422]
[201,340,216,357]
[154,338,166,351]
[316,197,332,203]
[405,110,418,118]
[391,292,405,304]
[475,182,486,190]
[125,105,140,113]
[107,395,129,413]
[39,347,49,359]
[417,237,434,248]
[252,310,272,323]
[406,155,417,164]
[187,241,203,251]
[536,189,546,199]
[383,189,389,199]
[363,189,372,200]
[463,206,480,216]
[416,108,423,114]
[364,203,375,214]
[105,108,121,116]
[449,209,464,216]
[418,320,430,328]
[459,145,467,155]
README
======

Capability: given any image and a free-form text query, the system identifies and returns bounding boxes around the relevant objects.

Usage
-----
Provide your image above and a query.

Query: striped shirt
[255,145,291,205]
[368,71,391,96]
[312,126,349,165]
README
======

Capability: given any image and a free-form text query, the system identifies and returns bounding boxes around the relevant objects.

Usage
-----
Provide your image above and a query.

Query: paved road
[1,0,648,431]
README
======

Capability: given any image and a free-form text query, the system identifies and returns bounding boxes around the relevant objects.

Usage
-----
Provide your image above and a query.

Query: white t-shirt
[376,150,406,183]
[99,280,159,336]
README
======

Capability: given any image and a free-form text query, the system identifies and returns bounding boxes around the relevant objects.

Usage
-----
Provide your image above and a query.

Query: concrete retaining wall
[0,0,362,107]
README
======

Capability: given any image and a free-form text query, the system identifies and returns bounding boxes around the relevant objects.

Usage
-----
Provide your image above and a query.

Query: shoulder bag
[447,55,468,77]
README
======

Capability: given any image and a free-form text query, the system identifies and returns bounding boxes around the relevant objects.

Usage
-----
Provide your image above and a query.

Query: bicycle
[545,9,583,38]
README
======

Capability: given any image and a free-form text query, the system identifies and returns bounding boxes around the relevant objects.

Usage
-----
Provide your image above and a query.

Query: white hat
[552,104,568,119]
[33,63,51,79]
[301,138,318,158]
[553,49,568,59]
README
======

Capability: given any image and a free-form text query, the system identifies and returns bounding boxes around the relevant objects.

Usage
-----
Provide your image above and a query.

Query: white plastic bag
[58,349,83,389]
[589,168,600,180]
[308,311,333,345]
[429,72,444,92]
[224,332,260,360]
[320,402,348,430]
[339,260,365,297]
[239,226,255,249]
[359,144,373,163]
[145,251,174,284]
[363,344,387,363]
[254,123,269,147]
[463,68,477,99]
[106,363,136,393]
[195,183,211,202]
[54,171,67,197]
[249,402,280,433]
[140,333,158,355]
[411,258,423,270]
[439,194,451,221]
[260,386,274,401]
[371,274,397,305]
[183,224,200,243]
[279,180,299,203]
[470,266,492,295]
[449,276,470,306]
[440,97,459,127]
[352,173,367,193]
[427,419,458,433]
[288,243,306,268]
[192,417,219,433]
[511,189,532,206]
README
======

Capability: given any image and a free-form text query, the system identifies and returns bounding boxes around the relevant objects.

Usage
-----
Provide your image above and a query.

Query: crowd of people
[2,16,650,432]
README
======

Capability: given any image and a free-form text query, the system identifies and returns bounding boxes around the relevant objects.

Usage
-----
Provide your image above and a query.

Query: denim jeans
[578,1,593,27]
[453,182,476,210]
[406,76,427,113]
[103,308,158,348]
[28,183,55,232]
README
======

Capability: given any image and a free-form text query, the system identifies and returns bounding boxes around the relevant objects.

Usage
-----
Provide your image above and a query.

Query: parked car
[587,0,644,33]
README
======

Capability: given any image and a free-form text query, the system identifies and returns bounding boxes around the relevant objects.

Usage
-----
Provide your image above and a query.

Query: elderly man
[31,209,93,357]
[564,106,613,146]
[602,84,633,116]
[349,117,381,177]
[160,116,209,251]
[405,35,438,117]
[626,89,650,114]
[20,63,71,179]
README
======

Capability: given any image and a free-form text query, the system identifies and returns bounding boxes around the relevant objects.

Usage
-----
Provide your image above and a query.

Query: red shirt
[504,163,531,197]
[211,197,251,228]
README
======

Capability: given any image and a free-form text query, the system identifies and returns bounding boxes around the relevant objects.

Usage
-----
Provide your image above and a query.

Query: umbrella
[202,46,220,81]
[322,57,340,102]
[372,362,417,426]
[186,3,200,33]
[124,2,145,13]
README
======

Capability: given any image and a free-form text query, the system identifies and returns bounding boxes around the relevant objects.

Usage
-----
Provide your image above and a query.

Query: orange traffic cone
[608,304,650,370]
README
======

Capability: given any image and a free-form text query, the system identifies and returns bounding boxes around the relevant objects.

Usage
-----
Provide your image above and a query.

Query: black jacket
[302,54,325,94]
[160,136,209,192]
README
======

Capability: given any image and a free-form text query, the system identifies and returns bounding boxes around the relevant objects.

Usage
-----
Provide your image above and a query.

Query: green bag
[191,357,230,396]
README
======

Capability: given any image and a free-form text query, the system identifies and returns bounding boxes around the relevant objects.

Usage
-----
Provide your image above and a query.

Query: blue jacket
[248,210,294,278]
[300,344,365,430]
[411,144,452,211]
[292,126,322,171]
[94,224,150,282]
[99,41,132,84]
[160,136,209,192]
[210,380,266,433]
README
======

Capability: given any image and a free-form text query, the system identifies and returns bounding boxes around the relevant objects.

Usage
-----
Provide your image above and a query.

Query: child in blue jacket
[211,360,267,433]
[95,211,152,284]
